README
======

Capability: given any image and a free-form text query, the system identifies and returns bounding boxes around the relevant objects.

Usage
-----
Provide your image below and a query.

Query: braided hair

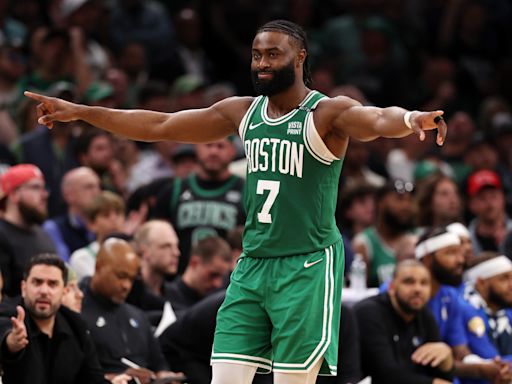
[256,20,312,86]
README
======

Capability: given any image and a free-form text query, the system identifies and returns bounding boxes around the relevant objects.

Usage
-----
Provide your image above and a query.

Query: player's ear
[297,49,307,65]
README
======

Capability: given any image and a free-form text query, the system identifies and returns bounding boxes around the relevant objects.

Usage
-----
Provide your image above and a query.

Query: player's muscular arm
[25,91,252,144]
[321,97,447,144]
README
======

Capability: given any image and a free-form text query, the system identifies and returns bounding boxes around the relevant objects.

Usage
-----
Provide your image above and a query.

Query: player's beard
[19,200,47,225]
[431,256,463,287]
[488,285,512,309]
[251,61,296,96]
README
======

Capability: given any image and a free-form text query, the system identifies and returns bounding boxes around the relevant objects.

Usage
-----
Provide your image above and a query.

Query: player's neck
[266,84,309,118]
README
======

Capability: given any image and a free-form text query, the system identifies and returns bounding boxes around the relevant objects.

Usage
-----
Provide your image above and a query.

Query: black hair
[257,20,312,86]
[24,253,68,285]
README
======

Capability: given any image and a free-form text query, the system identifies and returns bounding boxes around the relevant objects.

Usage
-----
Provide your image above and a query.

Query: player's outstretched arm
[327,97,447,145]
[24,91,252,144]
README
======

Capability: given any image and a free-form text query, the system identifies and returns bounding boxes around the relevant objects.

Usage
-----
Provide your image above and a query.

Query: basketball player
[25,20,447,384]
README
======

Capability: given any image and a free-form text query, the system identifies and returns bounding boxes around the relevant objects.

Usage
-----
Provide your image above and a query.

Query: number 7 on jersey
[256,180,280,224]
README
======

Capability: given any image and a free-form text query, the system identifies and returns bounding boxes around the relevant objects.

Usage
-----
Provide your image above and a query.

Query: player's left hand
[409,110,447,146]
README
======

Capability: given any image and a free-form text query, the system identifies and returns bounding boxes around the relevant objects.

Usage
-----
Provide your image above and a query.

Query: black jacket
[81,285,169,373]
[354,293,453,384]
[316,304,363,384]
[0,219,56,297]
[0,298,106,384]
[164,276,203,317]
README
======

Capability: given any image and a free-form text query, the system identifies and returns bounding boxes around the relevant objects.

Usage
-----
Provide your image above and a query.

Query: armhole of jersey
[238,96,261,141]
[169,177,182,214]
[303,97,340,165]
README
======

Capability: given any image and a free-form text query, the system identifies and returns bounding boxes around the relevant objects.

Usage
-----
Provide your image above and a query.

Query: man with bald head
[81,238,181,383]
[134,220,180,297]
[43,166,101,262]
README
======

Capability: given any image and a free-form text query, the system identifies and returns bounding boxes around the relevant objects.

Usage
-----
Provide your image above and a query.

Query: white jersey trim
[239,96,263,141]
[210,359,272,372]
[273,245,334,371]
[303,98,339,165]
[261,91,316,125]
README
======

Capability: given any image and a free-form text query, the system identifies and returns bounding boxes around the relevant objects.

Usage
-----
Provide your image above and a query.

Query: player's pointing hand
[24,91,81,129]
[407,110,447,146]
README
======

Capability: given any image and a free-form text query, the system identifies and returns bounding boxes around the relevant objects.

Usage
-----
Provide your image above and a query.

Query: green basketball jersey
[240,90,343,258]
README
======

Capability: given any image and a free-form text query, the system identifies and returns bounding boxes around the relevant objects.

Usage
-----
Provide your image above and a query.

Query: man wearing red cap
[467,169,512,256]
[0,164,56,298]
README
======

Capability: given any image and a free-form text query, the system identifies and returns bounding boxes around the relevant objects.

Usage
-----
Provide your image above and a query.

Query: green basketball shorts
[211,239,344,375]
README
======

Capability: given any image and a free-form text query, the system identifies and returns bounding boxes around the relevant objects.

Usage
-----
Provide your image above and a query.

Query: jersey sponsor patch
[468,316,486,337]
[287,121,302,135]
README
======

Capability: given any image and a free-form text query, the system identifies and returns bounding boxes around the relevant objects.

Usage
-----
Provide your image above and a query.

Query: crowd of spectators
[0,0,511,383]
